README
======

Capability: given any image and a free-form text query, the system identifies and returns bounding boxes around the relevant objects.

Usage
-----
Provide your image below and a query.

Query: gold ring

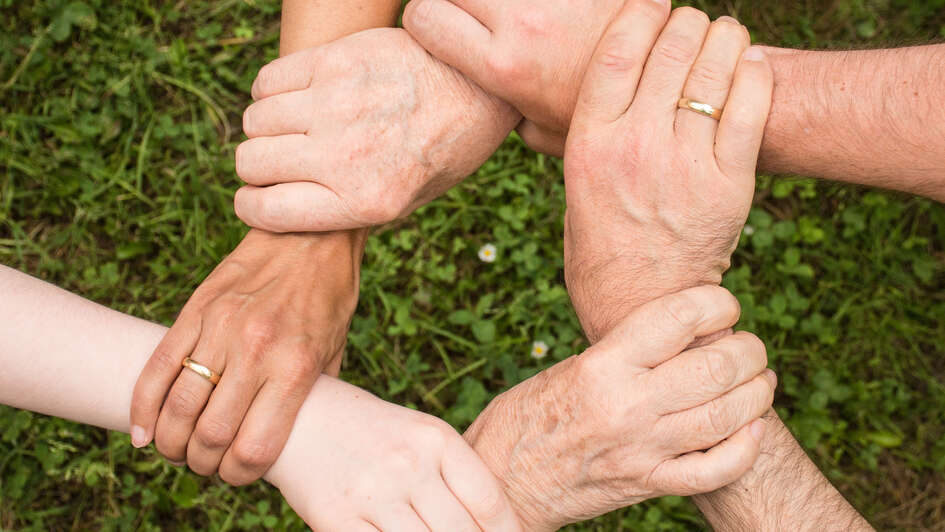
[181,357,221,385]
[678,98,723,121]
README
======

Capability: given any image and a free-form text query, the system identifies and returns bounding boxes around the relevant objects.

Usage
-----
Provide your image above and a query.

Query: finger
[630,7,710,127]
[649,417,767,496]
[714,46,774,179]
[233,182,357,233]
[153,345,223,462]
[218,379,312,485]
[660,370,776,453]
[589,285,741,370]
[370,504,431,532]
[130,312,201,448]
[185,367,263,476]
[571,0,671,126]
[242,91,315,138]
[515,120,565,158]
[675,17,750,146]
[235,135,321,187]
[411,481,481,532]
[441,436,521,532]
[648,331,768,414]
[403,0,492,86]
[250,46,349,100]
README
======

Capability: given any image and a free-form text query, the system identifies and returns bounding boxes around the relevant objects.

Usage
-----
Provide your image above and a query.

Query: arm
[554,4,870,530]
[758,45,945,201]
[0,264,521,531]
[403,0,945,201]
[128,0,398,484]
[692,411,873,531]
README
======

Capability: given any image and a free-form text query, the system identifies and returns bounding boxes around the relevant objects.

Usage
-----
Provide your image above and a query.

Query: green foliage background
[1,0,944,530]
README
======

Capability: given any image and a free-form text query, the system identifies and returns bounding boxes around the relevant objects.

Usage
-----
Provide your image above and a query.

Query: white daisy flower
[478,243,497,263]
[743,225,755,236]
[530,341,549,359]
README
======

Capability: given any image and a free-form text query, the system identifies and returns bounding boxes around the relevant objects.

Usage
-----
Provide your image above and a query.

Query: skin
[460,6,783,530]
[129,0,400,484]
[0,264,772,531]
[0,265,522,531]
[234,28,518,232]
[465,286,775,531]
[547,2,870,530]
[403,0,945,200]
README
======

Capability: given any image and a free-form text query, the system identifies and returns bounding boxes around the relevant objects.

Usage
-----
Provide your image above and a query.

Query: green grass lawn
[2,0,944,530]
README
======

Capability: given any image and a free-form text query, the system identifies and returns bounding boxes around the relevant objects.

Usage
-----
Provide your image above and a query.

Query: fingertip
[131,424,151,448]
[742,45,767,63]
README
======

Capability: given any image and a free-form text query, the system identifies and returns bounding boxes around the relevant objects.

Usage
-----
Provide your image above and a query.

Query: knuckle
[252,64,278,98]
[166,385,206,419]
[239,317,277,353]
[676,465,706,494]
[151,345,183,372]
[486,51,529,84]
[663,291,703,328]
[510,10,552,39]
[595,34,643,75]
[673,6,711,27]
[687,61,730,90]
[654,33,700,65]
[282,351,319,387]
[359,191,405,225]
[703,347,737,390]
[232,438,279,471]
[705,396,737,437]
[411,419,452,455]
[195,417,238,449]
[471,487,506,524]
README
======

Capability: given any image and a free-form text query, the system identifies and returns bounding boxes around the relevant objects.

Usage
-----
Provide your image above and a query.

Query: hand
[130,229,364,484]
[404,0,624,155]
[233,27,520,233]
[464,286,776,530]
[265,376,522,531]
[561,4,774,342]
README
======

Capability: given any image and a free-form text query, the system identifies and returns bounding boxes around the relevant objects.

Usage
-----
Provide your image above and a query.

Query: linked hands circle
[678,97,723,121]
[181,357,221,385]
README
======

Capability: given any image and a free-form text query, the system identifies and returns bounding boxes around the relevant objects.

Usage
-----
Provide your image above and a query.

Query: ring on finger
[678,97,723,121]
[182,357,222,385]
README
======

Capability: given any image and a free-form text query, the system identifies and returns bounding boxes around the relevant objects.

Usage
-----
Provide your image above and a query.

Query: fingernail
[168,460,186,467]
[749,419,766,442]
[743,46,766,62]
[763,369,778,388]
[717,15,739,24]
[130,425,150,448]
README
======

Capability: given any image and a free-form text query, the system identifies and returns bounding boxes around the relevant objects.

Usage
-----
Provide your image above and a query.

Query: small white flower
[478,243,497,263]
[530,341,549,359]
[743,225,755,236]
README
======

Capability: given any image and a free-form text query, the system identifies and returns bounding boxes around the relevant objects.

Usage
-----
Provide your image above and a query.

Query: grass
[1,0,944,530]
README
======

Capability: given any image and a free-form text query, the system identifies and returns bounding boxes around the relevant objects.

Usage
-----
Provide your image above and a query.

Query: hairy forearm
[693,410,873,531]
[760,44,945,201]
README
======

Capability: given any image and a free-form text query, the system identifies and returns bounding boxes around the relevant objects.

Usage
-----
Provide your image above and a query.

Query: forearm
[0,264,336,486]
[760,44,945,201]
[280,0,400,55]
[242,0,403,360]
[693,410,872,531]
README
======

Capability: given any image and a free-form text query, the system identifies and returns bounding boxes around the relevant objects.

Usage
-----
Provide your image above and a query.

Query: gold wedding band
[182,357,221,385]
[678,98,723,121]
